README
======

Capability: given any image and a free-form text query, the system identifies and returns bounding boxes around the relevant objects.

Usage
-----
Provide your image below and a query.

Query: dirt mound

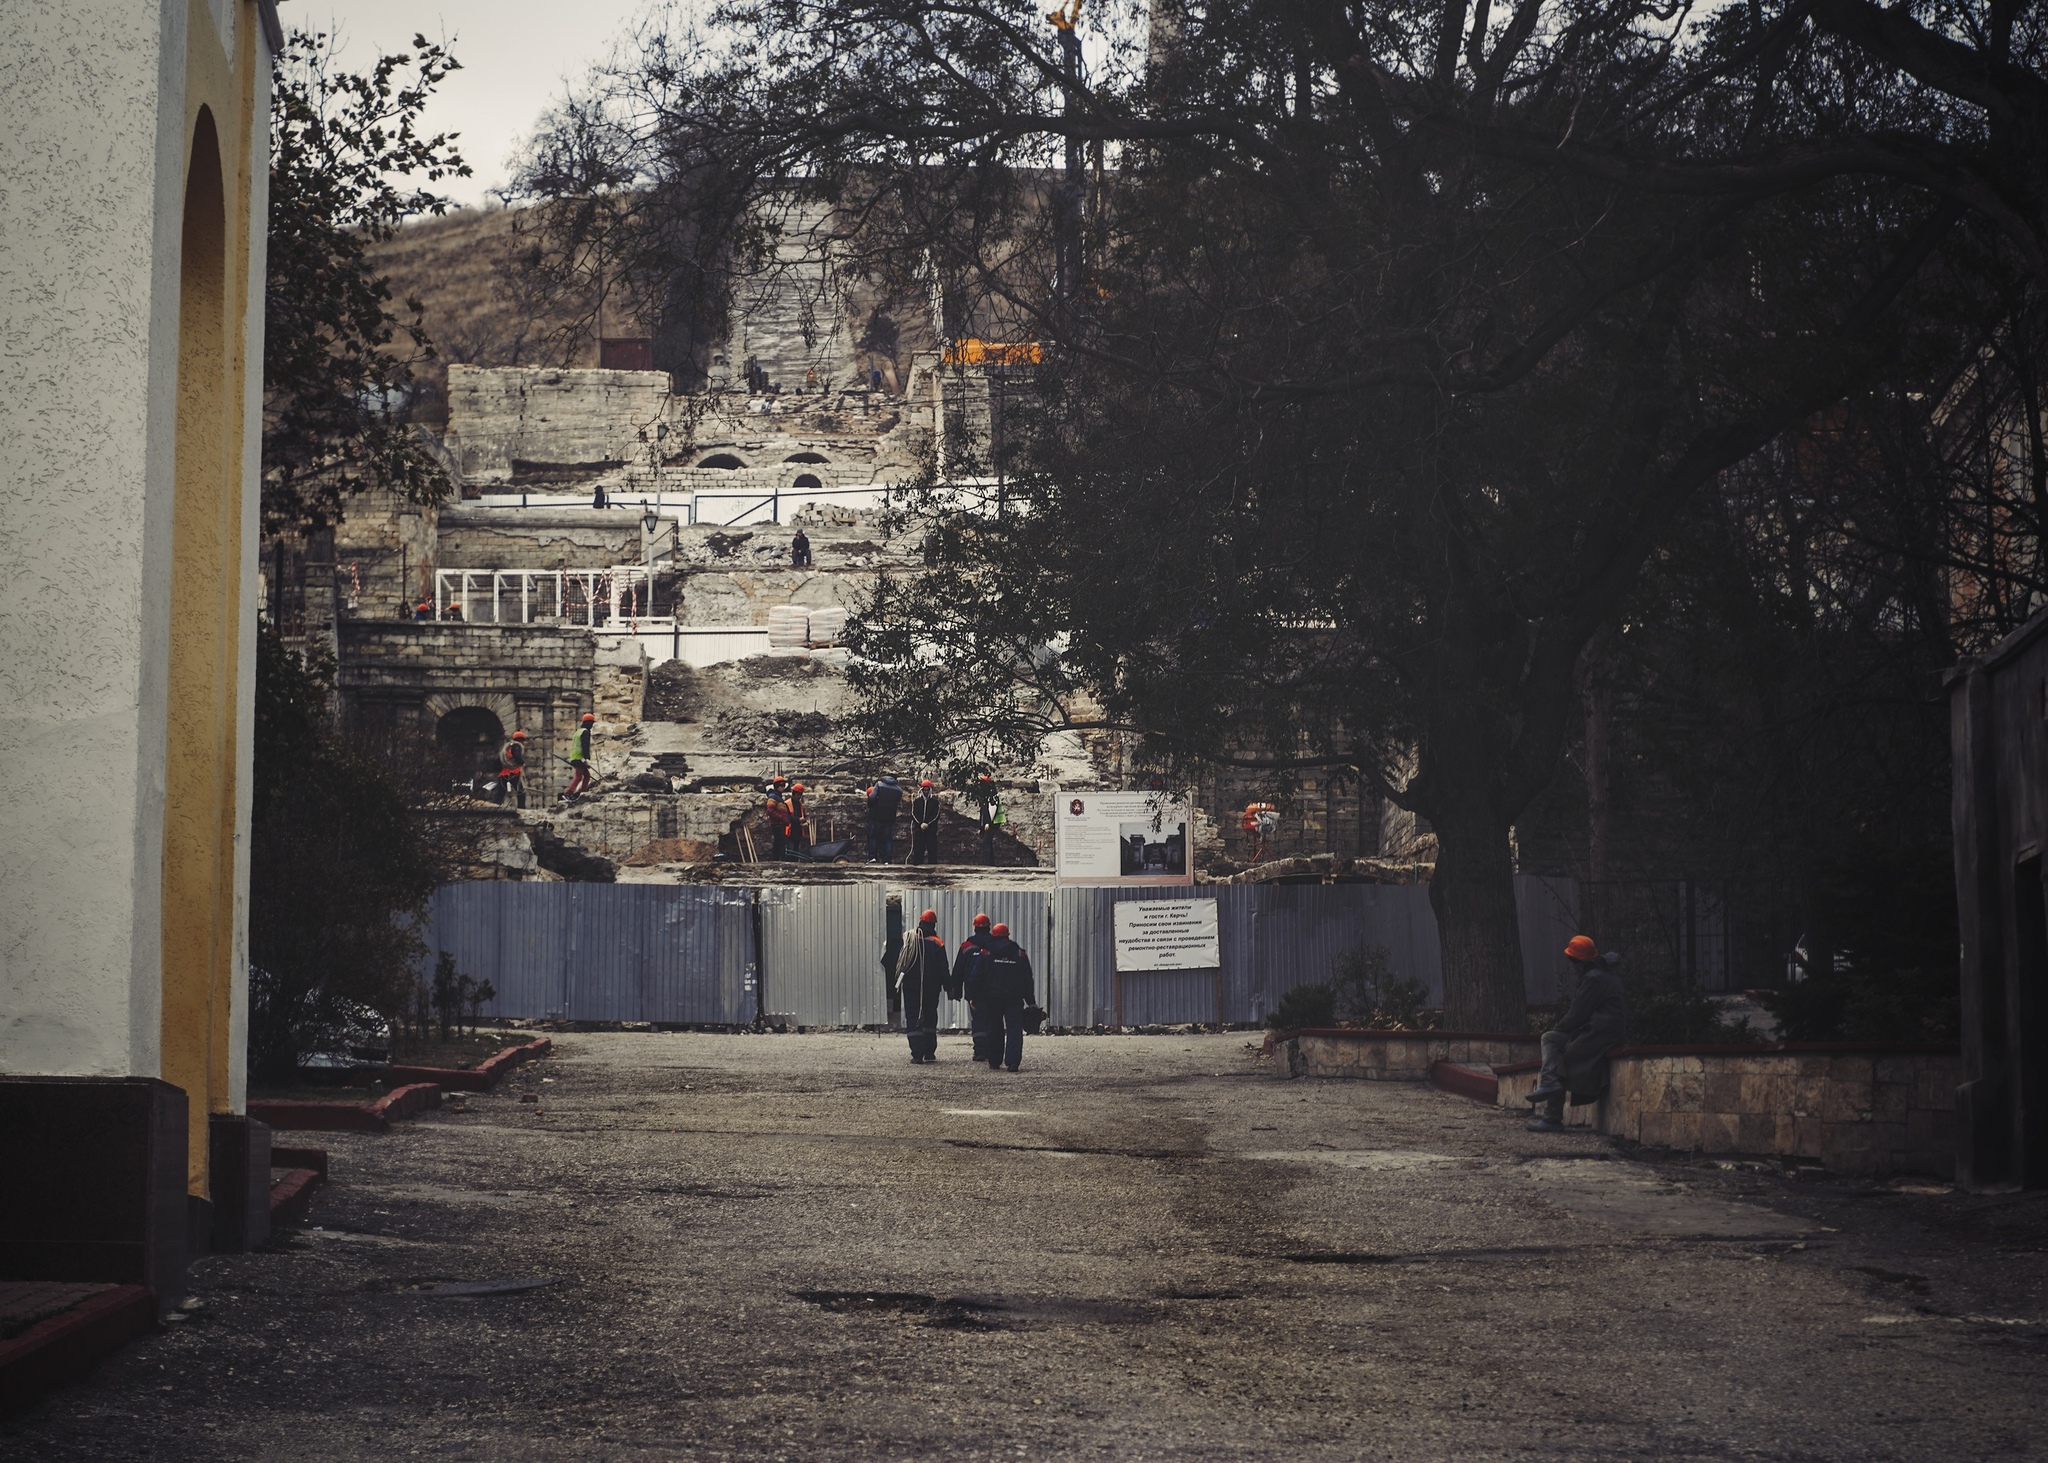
[622,837,721,867]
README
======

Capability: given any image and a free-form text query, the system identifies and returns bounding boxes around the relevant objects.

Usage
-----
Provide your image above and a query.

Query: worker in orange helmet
[909,779,942,866]
[787,782,809,858]
[966,921,1036,1072]
[495,729,529,808]
[894,908,949,1062]
[953,914,997,1060]
[565,713,596,800]
[1527,935,1626,1131]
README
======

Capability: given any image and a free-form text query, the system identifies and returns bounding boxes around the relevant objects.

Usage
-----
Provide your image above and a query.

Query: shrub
[1269,983,1338,1030]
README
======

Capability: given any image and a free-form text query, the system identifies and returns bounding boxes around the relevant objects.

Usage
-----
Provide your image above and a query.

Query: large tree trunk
[1427,791,1529,1031]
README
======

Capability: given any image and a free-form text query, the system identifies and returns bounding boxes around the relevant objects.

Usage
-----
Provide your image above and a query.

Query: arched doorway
[160,106,239,1199]
[437,706,506,793]
[792,473,823,492]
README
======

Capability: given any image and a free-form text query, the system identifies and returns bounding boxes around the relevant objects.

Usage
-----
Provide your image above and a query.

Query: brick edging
[250,1081,442,1133]
[0,1285,157,1417]
[1429,1060,1500,1104]
[379,1037,552,1093]
[269,1168,325,1230]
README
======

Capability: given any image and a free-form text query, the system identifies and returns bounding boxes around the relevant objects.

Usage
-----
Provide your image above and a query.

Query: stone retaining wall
[1496,1045,1959,1178]
[1275,1029,1540,1080]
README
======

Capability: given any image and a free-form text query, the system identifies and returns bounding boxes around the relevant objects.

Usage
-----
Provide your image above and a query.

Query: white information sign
[1113,900,1221,972]
[1053,790,1195,887]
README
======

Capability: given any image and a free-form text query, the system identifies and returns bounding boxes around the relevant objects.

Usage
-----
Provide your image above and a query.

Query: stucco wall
[0,0,267,1113]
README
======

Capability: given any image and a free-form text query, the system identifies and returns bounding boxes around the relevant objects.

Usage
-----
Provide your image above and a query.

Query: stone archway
[435,706,506,789]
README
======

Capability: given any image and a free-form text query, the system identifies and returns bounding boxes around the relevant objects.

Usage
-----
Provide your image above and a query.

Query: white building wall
[0,0,192,1077]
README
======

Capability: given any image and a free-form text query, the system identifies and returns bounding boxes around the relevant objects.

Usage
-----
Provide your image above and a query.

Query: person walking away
[495,730,528,809]
[791,529,813,568]
[881,901,905,1030]
[954,914,997,1063]
[969,922,1035,1072]
[565,713,595,800]
[896,909,950,1063]
[866,773,904,863]
[1526,936,1627,1131]
[765,776,793,860]
[909,780,942,866]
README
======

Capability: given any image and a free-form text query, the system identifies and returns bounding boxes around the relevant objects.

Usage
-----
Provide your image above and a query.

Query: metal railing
[689,483,896,526]
[432,567,658,628]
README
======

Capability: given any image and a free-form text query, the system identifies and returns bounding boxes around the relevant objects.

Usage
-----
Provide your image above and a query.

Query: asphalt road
[8,1031,2048,1460]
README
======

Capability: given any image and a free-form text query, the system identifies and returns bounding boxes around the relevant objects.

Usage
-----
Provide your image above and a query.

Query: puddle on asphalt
[792,1290,1156,1329]
[1242,1149,1460,1172]
[1526,1158,1808,1237]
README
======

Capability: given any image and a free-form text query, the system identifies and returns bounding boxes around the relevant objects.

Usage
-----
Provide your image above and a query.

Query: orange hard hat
[978,773,992,781]
[792,782,804,793]
[512,730,527,740]
[921,779,934,788]
[973,913,991,929]
[581,713,595,723]
[773,774,787,783]
[1564,935,1598,962]
[991,922,1010,939]
[919,909,938,924]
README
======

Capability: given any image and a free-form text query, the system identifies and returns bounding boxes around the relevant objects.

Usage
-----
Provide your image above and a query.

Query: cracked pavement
[7,1031,2047,1459]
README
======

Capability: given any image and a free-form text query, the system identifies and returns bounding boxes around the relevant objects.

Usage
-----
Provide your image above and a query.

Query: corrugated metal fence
[423,875,1579,1028]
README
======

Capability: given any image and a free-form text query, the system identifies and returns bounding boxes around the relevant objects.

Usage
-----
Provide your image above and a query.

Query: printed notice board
[1113,899,1221,972]
[1054,790,1194,886]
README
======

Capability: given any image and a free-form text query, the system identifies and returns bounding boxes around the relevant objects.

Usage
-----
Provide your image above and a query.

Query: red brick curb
[269,1145,328,1176]
[0,1284,156,1416]
[268,1168,325,1230]
[249,1081,441,1133]
[381,1037,553,1092]
[1430,1060,1499,1104]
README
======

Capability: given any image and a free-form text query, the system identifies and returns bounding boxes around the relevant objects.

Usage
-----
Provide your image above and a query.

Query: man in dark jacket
[908,780,942,866]
[865,774,904,863]
[1527,935,1627,1131]
[953,914,996,1062]
[895,909,950,1063]
[791,528,813,568]
[966,922,1035,1073]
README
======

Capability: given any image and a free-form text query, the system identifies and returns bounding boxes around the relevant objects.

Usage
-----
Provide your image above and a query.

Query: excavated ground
[8,1034,2048,1460]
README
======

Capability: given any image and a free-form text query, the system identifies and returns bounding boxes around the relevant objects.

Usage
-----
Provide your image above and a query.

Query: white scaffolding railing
[432,567,665,629]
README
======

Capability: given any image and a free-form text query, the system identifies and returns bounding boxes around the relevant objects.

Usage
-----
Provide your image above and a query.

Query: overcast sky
[310,1,653,208]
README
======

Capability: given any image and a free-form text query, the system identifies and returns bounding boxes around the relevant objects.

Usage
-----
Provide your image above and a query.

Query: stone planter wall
[1497,1045,1959,1178]
[1275,1029,1540,1081]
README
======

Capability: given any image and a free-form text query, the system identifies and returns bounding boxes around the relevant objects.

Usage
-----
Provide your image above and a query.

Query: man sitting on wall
[1526,936,1627,1132]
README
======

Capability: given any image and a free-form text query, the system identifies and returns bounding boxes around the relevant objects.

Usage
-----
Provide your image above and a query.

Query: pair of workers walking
[893,911,1038,1071]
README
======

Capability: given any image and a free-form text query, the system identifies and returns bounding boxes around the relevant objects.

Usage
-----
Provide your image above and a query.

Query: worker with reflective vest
[496,730,528,808]
[787,781,809,857]
[766,776,794,860]
[565,713,595,799]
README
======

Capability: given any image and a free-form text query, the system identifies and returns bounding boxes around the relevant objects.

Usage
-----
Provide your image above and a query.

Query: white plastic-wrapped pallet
[765,604,810,648]
[806,606,848,647]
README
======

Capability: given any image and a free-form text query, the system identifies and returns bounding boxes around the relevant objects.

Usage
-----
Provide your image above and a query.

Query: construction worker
[1526,937,1628,1132]
[971,774,1003,864]
[765,776,793,860]
[565,713,596,800]
[495,730,528,808]
[954,913,997,1063]
[788,782,810,857]
[866,773,904,863]
[895,909,950,1063]
[909,779,942,866]
[967,921,1036,1073]
[791,528,813,568]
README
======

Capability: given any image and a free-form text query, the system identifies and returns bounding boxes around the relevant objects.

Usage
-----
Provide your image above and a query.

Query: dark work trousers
[911,826,939,865]
[497,773,526,809]
[968,1001,999,1065]
[867,818,895,863]
[905,980,942,1061]
[979,827,995,865]
[770,826,788,860]
[989,997,1026,1070]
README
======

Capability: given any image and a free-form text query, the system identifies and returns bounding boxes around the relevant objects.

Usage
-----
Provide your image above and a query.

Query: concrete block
[1737,1112,1778,1154]
[1871,1081,1911,1122]
[1820,1080,1872,1124]
[1638,1111,1673,1149]
[1703,1071,1746,1113]
[1665,1070,1705,1111]
[1827,1055,1875,1089]
[1665,1111,1703,1151]
[1874,1056,1914,1085]
[1698,1112,1741,1153]
[1791,1116,1827,1158]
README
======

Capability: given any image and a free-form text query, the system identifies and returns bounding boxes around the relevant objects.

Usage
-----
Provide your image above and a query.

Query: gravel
[7,1031,2047,1460]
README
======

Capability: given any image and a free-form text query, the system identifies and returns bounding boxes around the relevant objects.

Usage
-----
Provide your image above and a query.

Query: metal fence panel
[1226,883,1444,1022]
[424,882,754,1023]
[760,883,888,1026]
[1514,876,1583,1004]
[892,888,1050,1030]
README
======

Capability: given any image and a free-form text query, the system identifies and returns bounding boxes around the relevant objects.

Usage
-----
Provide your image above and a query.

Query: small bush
[1269,983,1338,1030]
[1331,946,1437,1029]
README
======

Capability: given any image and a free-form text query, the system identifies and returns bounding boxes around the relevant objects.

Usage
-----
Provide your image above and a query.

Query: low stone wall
[1496,1045,1960,1178]
[1274,1029,1540,1080]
